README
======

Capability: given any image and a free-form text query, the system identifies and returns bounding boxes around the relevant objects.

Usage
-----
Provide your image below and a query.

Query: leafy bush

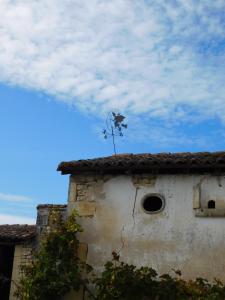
[15,209,85,300]
[94,252,225,300]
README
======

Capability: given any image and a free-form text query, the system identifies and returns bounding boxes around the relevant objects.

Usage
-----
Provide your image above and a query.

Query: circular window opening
[142,195,165,214]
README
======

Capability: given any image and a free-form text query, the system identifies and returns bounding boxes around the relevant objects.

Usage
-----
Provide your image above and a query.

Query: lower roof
[0,224,36,244]
[57,151,225,175]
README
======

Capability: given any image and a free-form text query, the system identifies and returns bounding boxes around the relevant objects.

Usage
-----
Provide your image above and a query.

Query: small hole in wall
[208,200,215,209]
[142,195,165,214]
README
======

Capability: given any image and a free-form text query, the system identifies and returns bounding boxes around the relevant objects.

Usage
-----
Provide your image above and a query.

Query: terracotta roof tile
[37,204,67,209]
[0,224,36,243]
[57,151,225,175]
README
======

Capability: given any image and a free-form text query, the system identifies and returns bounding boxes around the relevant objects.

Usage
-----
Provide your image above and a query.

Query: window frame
[141,193,165,214]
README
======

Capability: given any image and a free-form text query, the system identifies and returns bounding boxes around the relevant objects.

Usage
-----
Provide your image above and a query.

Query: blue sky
[0,0,225,223]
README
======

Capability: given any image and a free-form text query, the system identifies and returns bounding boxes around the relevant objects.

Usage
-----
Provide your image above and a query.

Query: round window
[142,194,165,214]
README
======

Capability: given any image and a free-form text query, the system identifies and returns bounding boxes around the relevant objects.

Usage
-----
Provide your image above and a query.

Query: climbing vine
[15,209,225,300]
[15,209,91,300]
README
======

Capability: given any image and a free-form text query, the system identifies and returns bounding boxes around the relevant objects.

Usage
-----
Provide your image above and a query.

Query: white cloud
[0,213,35,224]
[0,192,33,202]
[0,193,37,225]
[0,0,225,121]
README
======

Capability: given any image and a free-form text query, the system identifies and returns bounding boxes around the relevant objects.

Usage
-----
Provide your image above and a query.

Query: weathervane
[102,112,128,155]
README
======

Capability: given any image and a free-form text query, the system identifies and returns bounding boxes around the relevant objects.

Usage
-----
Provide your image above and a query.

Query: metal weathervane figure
[102,112,128,155]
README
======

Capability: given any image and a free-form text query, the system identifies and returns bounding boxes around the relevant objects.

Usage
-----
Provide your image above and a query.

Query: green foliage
[15,209,85,300]
[94,253,225,300]
[15,211,225,300]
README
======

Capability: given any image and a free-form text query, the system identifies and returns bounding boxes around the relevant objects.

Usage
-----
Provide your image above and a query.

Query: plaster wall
[68,174,225,282]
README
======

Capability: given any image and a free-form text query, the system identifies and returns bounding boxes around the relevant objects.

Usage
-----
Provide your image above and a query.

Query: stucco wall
[68,174,225,283]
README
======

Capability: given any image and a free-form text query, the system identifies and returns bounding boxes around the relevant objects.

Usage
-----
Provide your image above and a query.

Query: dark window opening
[142,195,164,213]
[208,200,215,209]
[0,244,15,300]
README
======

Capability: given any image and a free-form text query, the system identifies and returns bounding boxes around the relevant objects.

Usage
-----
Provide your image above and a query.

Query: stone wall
[67,173,225,290]
[9,242,34,300]
[36,203,88,300]
[36,204,67,240]
[9,204,68,300]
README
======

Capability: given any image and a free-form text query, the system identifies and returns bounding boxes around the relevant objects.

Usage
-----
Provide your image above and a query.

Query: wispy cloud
[0,213,35,224]
[0,193,37,224]
[0,192,34,202]
[0,0,225,123]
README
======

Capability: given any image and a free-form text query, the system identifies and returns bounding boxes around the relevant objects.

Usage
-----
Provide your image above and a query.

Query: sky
[0,0,225,224]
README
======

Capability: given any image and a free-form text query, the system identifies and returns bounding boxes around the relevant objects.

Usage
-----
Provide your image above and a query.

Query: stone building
[3,151,225,300]
[57,151,225,290]
[0,205,67,300]
[0,224,36,300]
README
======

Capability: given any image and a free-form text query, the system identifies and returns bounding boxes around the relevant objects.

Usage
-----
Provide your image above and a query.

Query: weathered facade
[0,205,68,300]
[3,151,225,300]
[57,152,225,292]
[0,224,36,300]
